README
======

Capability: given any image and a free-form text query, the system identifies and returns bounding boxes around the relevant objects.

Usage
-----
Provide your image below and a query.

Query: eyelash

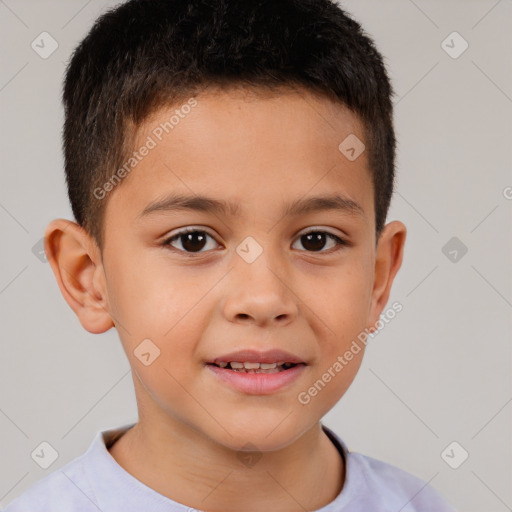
[162,227,348,256]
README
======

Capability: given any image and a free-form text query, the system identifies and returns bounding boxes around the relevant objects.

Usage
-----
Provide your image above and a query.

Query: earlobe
[367,221,407,333]
[44,219,114,334]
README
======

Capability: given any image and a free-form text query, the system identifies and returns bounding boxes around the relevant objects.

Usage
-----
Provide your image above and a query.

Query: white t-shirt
[2,422,457,511]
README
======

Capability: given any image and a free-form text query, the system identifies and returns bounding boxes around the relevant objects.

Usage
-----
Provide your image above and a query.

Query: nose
[222,249,299,327]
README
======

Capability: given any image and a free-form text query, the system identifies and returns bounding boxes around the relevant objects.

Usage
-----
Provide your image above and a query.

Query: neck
[108,419,345,512]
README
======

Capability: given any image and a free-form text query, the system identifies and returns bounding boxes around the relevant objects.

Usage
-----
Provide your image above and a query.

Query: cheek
[308,265,371,337]
[110,266,211,366]
[297,348,364,416]
[307,266,370,404]
[106,246,181,325]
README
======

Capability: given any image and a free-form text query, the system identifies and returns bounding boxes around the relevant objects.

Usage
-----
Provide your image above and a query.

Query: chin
[207,417,306,453]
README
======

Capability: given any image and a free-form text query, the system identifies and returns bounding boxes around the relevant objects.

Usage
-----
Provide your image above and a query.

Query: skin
[45,86,406,512]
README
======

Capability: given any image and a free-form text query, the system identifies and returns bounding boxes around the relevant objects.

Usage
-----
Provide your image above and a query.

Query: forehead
[106,87,374,228]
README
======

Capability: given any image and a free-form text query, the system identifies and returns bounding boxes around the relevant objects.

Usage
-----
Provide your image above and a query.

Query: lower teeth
[230,368,283,374]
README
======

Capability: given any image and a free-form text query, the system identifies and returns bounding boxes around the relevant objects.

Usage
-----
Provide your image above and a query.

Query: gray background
[1,1,511,510]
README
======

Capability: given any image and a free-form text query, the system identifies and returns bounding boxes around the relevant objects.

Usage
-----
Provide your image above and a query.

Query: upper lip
[206,349,306,365]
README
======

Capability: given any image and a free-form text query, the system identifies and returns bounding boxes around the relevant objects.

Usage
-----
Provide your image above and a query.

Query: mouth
[206,361,304,374]
[204,348,308,394]
[205,360,307,395]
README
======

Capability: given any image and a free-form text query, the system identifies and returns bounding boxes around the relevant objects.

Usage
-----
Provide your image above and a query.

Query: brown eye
[294,231,347,253]
[164,229,218,254]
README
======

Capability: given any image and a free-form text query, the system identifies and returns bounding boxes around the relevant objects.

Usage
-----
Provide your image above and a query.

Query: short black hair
[63,0,396,251]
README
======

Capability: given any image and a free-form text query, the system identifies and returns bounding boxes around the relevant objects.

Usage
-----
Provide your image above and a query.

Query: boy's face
[47,87,406,451]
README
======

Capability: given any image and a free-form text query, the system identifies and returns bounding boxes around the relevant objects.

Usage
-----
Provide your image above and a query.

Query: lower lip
[205,364,307,395]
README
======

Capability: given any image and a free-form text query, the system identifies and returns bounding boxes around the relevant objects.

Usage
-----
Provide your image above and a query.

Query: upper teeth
[218,361,286,369]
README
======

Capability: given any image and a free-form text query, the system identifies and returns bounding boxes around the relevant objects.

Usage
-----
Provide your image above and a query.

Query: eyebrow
[138,192,365,220]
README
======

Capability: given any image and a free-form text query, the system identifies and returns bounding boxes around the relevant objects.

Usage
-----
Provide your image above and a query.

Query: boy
[3,0,457,510]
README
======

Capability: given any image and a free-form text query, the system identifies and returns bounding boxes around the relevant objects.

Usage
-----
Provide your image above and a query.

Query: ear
[44,219,114,334]
[367,220,407,333]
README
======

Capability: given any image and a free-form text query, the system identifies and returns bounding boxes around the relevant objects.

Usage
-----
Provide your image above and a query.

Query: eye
[292,230,347,253]
[163,228,219,254]
[163,227,348,256]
